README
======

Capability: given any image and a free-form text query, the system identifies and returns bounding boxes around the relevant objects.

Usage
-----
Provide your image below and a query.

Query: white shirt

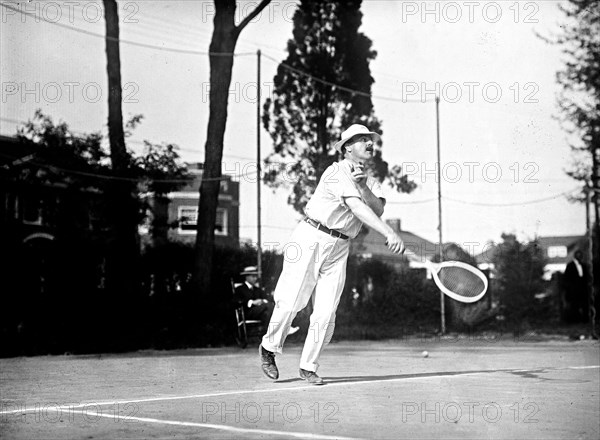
[304,159,385,239]
[245,281,257,308]
[573,259,583,277]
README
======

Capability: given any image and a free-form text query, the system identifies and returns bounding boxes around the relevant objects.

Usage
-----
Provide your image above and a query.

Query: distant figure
[563,251,589,323]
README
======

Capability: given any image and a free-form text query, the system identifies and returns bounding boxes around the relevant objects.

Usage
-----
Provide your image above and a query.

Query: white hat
[333,124,381,153]
[240,266,259,275]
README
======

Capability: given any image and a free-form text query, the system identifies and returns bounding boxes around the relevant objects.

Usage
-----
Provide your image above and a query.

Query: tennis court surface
[1,338,598,439]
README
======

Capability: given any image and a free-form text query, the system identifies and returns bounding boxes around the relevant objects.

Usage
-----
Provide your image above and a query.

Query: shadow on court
[278,369,514,384]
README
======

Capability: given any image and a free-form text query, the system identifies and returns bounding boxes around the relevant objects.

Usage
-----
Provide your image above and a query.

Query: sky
[0,0,588,255]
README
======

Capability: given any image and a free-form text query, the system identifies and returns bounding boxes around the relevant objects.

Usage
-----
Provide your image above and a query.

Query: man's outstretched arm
[345,197,404,254]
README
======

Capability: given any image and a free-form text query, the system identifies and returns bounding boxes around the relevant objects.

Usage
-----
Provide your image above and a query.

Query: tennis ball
[422,350,429,358]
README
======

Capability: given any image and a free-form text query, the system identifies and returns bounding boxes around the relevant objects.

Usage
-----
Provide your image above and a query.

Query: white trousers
[261,221,350,372]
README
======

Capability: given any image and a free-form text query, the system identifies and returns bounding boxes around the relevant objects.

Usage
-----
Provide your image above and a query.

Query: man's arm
[345,197,404,254]
[358,186,385,216]
[350,164,384,216]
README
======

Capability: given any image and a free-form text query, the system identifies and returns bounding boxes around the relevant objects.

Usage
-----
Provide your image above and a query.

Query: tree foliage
[14,110,189,225]
[492,233,548,322]
[544,1,599,205]
[547,1,600,317]
[262,0,416,213]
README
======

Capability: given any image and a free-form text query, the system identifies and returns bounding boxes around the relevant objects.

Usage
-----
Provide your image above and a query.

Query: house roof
[351,224,438,264]
[537,235,587,264]
[0,135,37,167]
[175,163,238,193]
[475,235,585,265]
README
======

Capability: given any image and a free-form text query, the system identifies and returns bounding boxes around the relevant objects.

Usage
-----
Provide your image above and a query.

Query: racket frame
[424,259,488,303]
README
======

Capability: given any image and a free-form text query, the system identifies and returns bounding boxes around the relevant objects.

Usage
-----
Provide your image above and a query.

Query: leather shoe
[259,345,279,380]
[299,368,324,385]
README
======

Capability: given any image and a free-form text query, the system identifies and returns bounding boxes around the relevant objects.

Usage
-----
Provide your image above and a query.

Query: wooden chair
[231,279,262,348]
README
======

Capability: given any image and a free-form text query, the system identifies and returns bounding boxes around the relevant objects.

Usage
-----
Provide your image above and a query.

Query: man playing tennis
[259,124,405,385]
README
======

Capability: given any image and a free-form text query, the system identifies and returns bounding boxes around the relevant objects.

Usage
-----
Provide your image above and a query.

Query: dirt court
[1,338,598,439]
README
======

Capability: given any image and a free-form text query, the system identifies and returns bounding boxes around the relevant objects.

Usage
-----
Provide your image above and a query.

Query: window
[178,206,198,234]
[547,246,567,258]
[215,208,228,236]
[177,206,228,236]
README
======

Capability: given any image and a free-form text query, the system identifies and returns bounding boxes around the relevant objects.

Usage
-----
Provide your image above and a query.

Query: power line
[0,117,256,161]
[444,190,579,207]
[133,8,288,56]
[0,151,255,183]
[3,2,429,104]
[131,8,421,96]
[261,51,428,104]
[1,118,580,205]
[0,3,254,57]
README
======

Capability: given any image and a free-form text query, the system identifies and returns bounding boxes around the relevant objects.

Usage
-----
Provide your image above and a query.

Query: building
[144,162,240,248]
[0,134,111,350]
[0,134,106,246]
[537,236,587,277]
[351,218,438,270]
[475,235,586,280]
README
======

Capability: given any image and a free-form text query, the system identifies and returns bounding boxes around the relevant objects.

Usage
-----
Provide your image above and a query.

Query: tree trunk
[103,0,128,170]
[192,1,237,296]
[192,0,271,296]
[103,0,140,342]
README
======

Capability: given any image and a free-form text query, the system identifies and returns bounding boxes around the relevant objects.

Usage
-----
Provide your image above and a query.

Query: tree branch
[235,0,271,36]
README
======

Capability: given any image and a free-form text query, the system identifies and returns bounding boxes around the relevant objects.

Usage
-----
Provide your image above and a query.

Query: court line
[2,365,598,416]
[74,410,363,440]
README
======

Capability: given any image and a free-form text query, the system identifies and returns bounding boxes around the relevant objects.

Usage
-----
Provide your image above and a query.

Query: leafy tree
[546,1,600,329]
[14,110,108,187]
[193,0,272,296]
[262,0,416,213]
[492,233,547,323]
[15,111,189,231]
[542,1,599,232]
[136,140,190,243]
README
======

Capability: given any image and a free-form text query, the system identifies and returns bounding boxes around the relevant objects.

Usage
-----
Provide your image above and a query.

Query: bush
[336,257,441,338]
[138,242,284,349]
[492,233,548,325]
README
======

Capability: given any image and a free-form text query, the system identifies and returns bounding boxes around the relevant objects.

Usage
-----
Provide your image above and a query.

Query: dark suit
[234,282,274,326]
[563,259,588,323]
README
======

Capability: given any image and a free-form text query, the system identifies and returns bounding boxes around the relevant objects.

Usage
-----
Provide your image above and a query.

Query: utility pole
[436,95,446,335]
[586,185,598,339]
[256,49,262,283]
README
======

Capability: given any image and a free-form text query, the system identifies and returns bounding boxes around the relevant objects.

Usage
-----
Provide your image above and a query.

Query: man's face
[246,274,258,284]
[345,135,375,162]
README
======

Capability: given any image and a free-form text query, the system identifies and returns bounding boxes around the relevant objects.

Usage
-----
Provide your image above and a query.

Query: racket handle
[385,240,406,255]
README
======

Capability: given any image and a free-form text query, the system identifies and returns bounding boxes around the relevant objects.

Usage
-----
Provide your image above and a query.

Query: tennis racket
[403,249,488,303]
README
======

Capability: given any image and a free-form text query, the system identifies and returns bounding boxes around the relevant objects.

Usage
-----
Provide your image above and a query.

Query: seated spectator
[235,266,299,334]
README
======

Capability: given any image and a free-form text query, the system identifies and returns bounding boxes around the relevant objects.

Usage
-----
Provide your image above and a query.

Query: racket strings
[438,266,485,298]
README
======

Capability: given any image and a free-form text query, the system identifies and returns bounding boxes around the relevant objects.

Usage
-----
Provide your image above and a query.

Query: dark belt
[304,217,349,240]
